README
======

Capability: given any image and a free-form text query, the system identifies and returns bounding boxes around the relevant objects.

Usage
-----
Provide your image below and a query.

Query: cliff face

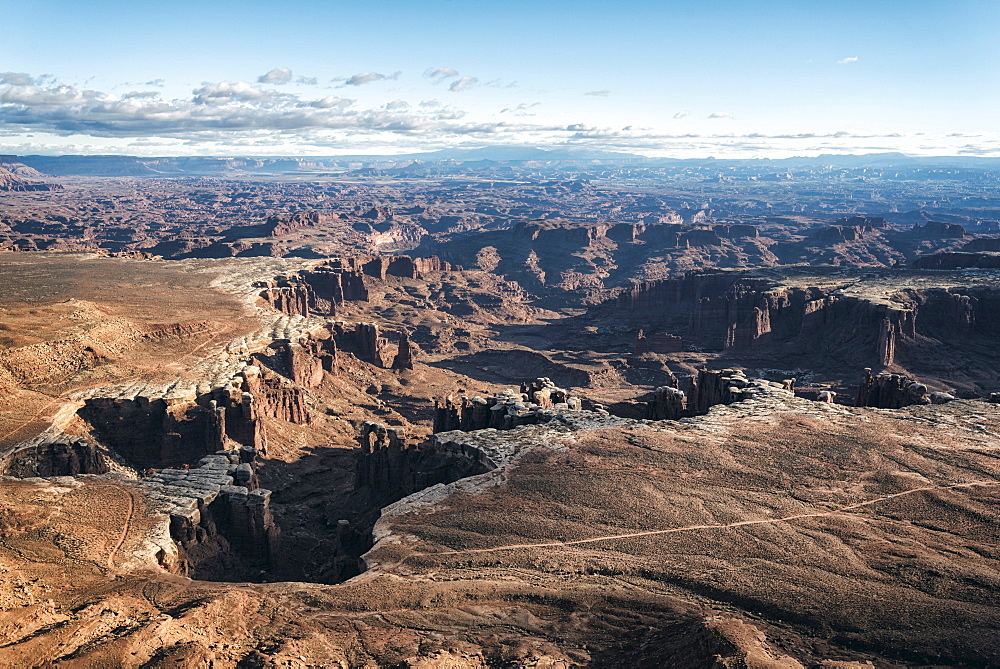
[257,276,315,317]
[856,368,929,408]
[141,447,278,578]
[433,378,580,433]
[332,321,392,367]
[241,366,312,425]
[354,422,495,500]
[607,272,977,368]
[0,433,108,477]
[78,371,266,470]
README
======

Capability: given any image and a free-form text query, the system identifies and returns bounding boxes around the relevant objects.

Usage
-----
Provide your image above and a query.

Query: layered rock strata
[612,272,926,365]
[140,447,278,576]
[0,433,108,477]
[257,276,315,317]
[77,369,267,470]
[856,368,930,408]
[355,423,495,499]
[433,378,580,433]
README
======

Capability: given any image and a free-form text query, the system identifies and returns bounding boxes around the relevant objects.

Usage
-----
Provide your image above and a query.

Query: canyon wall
[141,447,278,578]
[855,368,930,408]
[77,370,267,470]
[0,433,109,477]
[608,272,998,368]
[433,378,580,433]
[355,422,496,499]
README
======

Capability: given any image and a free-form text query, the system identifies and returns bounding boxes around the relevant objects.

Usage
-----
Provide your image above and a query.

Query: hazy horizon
[3,0,997,159]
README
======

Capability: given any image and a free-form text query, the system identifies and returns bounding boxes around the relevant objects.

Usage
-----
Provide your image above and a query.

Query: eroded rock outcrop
[646,386,686,420]
[391,330,415,370]
[257,276,315,317]
[0,433,108,477]
[433,378,580,433]
[241,365,312,425]
[355,422,495,499]
[332,321,392,367]
[855,368,930,408]
[635,330,683,354]
[141,447,278,577]
[610,271,929,365]
[78,370,267,470]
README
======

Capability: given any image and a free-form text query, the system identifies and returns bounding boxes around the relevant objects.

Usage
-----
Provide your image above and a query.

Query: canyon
[0,157,999,667]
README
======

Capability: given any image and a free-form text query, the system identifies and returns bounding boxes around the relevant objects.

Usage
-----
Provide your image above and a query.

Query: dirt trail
[420,479,1000,557]
[94,484,136,573]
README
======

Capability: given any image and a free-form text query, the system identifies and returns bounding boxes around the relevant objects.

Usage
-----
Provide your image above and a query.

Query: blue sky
[1,0,997,157]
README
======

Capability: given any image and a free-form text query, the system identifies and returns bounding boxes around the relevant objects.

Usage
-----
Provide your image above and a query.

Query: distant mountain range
[8,149,1000,177]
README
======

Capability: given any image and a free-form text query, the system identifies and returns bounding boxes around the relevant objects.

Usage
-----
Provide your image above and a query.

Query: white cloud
[449,76,478,92]
[0,72,35,86]
[193,81,270,104]
[384,99,410,110]
[424,67,459,79]
[343,71,400,86]
[673,111,689,119]
[0,83,88,106]
[585,89,610,97]
[837,56,859,64]
[708,112,733,119]
[308,96,353,108]
[258,68,293,85]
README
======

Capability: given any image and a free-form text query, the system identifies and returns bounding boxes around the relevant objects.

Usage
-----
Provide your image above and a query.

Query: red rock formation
[242,365,311,425]
[282,332,337,386]
[257,277,315,317]
[333,322,392,367]
[856,368,930,408]
[78,380,263,470]
[263,211,334,237]
[391,331,414,370]
[433,379,580,433]
[0,434,108,477]
[354,422,495,498]
[635,330,683,354]
[647,386,686,420]
[877,308,916,366]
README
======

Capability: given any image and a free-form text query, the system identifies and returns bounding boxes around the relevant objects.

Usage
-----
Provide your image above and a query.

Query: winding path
[420,479,1000,557]
[94,484,136,572]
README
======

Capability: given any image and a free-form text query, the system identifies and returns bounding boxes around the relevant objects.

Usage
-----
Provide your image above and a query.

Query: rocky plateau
[1,156,1000,667]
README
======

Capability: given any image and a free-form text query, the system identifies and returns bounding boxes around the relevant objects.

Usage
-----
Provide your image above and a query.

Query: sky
[1,0,998,158]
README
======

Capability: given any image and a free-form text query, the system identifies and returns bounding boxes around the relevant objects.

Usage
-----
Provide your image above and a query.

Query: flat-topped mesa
[278,254,456,316]
[856,368,930,408]
[0,433,109,477]
[141,447,278,578]
[354,421,495,498]
[78,369,267,471]
[256,276,315,317]
[433,378,581,433]
[609,271,933,364]
[263,211,332,237]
